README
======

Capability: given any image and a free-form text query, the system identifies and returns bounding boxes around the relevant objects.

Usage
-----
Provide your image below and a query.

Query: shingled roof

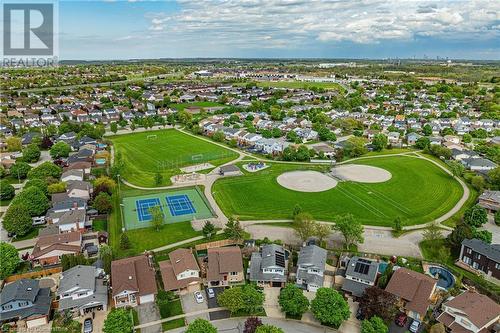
[111,255,157,297]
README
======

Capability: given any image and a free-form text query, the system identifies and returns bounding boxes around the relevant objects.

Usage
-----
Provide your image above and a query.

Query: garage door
[139,294,155,304]
[271,282,282,287]
[26,316,48,328]
[187,284,200,293]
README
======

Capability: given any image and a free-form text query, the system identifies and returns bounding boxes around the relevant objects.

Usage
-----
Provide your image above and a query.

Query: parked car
[395,312,408,327]
[83,318,93,333]
[207,288,215,299]
[194,291,204,304]
[409,319,421,333]
[355,308,365,320]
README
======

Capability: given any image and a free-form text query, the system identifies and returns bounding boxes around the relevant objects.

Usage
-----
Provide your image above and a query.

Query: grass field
[212,156,464,227]
[110,129,238,187]
[170,101,224,111]
[237,81,346,92]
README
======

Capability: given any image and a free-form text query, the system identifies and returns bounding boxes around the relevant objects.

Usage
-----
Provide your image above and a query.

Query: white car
[207,288,215,299]
[194,291,204,304]
[409,320,420,333]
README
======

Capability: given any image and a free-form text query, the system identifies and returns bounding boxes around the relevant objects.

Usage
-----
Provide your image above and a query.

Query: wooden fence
[4,267,62,283]
[195,239,242,251]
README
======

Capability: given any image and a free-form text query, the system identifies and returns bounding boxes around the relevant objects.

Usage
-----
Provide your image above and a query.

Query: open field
[238,81,346,92]
[212,156,464,227]
[170,101,224,110]
[110,129,238,187]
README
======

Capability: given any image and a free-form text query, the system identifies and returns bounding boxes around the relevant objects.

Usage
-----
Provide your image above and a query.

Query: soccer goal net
[147,134,157,140]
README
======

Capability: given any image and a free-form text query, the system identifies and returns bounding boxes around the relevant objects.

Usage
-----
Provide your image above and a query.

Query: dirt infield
[332,164,392,183]
[277,171,338,192]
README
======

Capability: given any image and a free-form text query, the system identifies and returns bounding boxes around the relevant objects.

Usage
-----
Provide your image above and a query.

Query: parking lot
[180,291,209,323]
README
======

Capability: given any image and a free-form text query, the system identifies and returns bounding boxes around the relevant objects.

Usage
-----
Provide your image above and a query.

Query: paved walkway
[137,303,162,333]
[134,307,225,329]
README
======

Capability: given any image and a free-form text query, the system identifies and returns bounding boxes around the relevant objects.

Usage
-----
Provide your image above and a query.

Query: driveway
[389,318,423,333]
[137,303,161,333]
[263,287,284,319]
[339,297,361,333]
[485,215,500,243]
[206,287,230,320]
[180,292,209,324]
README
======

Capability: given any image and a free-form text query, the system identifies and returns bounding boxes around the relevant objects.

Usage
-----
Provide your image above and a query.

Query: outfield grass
[110,129,238,187]
[212,156,464,227]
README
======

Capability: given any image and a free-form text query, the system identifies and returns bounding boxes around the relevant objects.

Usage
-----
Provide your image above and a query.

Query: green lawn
[92,219,108,232]
[212,156,464,227]
[237,81,346,92]
[159,299,183,318]
[162,319,185,331]
[13,226,42,242]
[110,129,238,187]
[170,101,224,111]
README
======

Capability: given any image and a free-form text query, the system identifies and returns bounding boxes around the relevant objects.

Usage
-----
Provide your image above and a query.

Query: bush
[48,181,67,194]
[0,180,15,200]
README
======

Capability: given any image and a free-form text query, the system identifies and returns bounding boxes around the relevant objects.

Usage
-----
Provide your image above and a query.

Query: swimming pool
[428,265,455,290]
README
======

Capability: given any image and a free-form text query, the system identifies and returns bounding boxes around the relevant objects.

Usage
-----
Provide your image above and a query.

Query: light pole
[117,174,125,232]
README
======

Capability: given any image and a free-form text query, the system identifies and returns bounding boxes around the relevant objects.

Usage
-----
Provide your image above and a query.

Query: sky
[56,0,500,60]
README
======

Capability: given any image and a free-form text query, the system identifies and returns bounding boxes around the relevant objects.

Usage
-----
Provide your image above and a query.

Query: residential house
[50,195,87,214]
[159,248,201,294]
[341,257,379,297]
[296,245,327,292]
[47,209,87,233]
[66,180,92,200]
[461,158,497,171]
[57,265,108,316]
[30,231,82,266]
[437,291,500,333]
[387,132,401,144]
[458,238,500,280]
[249,244,288,287]
[206,246,244,287]
[385,267,437,320]
[111,254,157,307]
[0,279,51,329]
[406,132,421,145]
[61,169,84,182]
[478,190,500,212]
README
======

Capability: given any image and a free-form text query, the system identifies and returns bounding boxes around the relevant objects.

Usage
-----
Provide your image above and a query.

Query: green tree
[415,137,430,149]
[202,220,216,239]
[103,308,133,333]
[0,242,19,279]
[392,217,403,233]
[27,162,62,180]
[93,192,113,214]
[98,244,113,274]
[361,316,388,333]
[120,233,131,250]
[495,210,500,226]
[110,122,118,134]
[423,222,443,241]
[2,204,33,236]
[185,319,217,333]
[449,161,465,177]
[212,131,225,142]
[292,204,302,217]
[6,137,22,152]
[11,186,50,216]
[488,167,500,188]
[422,124,432,136]
[154,172,163,186]
[24,178,49,196]
[50,141,71,159]
[217,284,264,315]
[10,162,32,179]
[94,176,116,195]
[149,206,164,231]
[447,221,473,251]
[0,180,15,200]
[471,175,486,191]
[315,223,331,244]
[294,213,316,242]
[310,288,350,328]
[332,214,364,249]
[48,182,66,194]
[255,325,284,333]
[430,323,446,333]
[345,137,367,157]
[463,205,487,227]
[372,134,388,152]
[278,284,309,318]
[22,144,41,162]
[472,229,492,244]
[224,216,244,240]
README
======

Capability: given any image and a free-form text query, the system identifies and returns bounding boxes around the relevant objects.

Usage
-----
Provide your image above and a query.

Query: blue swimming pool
[428,266,455,290]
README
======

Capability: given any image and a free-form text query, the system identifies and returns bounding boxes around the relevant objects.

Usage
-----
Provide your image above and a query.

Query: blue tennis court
[166,194,196,216]
[136,198,162,222]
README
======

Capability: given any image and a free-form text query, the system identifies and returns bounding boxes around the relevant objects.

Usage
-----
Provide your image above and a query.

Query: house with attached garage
[249,244,288,287]
[341,256,379,298]
[458,238,500,280]
[461,157,497,171]
[437,291,500,333]
[30,231,82,266]
[66,180,93,200]
[296,245,327,292]
[111,254,158,307]
[206,246,244,287]
[61,169,84,182]
[0,279,51,329]
[478,190,500,212]
[159,248,201,294]
[46,209,88,233]
[57,265,108,316]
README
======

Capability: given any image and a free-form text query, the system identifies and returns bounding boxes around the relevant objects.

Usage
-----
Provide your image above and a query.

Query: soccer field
[212,156,464,227]
[110,129,238,187]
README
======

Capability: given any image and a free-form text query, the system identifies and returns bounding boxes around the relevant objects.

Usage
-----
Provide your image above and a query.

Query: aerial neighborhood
[1,61,499,333]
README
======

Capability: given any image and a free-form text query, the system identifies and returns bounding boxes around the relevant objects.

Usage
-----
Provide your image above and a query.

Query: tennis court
[122,187,215,230]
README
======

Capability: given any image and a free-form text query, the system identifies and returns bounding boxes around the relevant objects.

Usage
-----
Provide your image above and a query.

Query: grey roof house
[57,265,108,316]
[0,279,51,329]
[296,245,327,292]
[342,256,379,297]
[249,244,288,287]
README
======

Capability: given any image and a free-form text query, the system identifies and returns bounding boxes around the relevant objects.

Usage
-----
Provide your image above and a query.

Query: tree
[292,204,302,217]
[94,176,116,195]
[0,242,19,279]
[255,325,284,333]
[202,220,216,239]
[423,222,443,241]
[332,214,364,249]
[345,137,367,157]
[294,213,317,242]
[0,180,15,200]
[120,233,131,250]
[154,172,163,186]
[315,223,331,243]
[10,162,32,179]
[24,178,49,196]
[495,210,500,226]
[415,137,430,149]
[48,182,66,194]
[449,161,465,177]
[224,216,244,240]
[149,206,164,231]
[93,192,113,214]
[447,221,473,251]
[103,308,133,333]
[50,141,71,159]
[2,204,32,236]
[217,284,264,315]
[185,319,217,333]
[22,144,41,163]
[463,205,487,228]
[6,137,22,152]
[278,284,309,318]
[98,244,113,274]
[429,323,446,333]
[471,175,486,191]
[372,134,388,152]
[423,124,432,136]
[213,131,225,142]
[392,217,403,233]
[244,317,263,333]
[27,162,62,180]
[110,122,118,134]
[472,229,492,244]
[359,286,398,322]
[310,288,350,328]
[361,316,388,333]
[11,186,50,216]
[488,167,500,188]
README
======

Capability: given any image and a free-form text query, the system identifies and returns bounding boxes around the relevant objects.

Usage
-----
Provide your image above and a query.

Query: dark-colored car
[83,318,93,333]
[395,312,408,327]
[355,308,365,321]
